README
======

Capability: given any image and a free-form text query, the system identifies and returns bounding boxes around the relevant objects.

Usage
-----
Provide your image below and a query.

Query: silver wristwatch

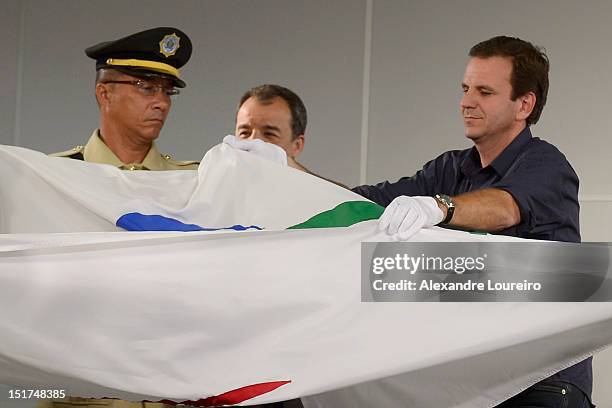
[434,194,455,225]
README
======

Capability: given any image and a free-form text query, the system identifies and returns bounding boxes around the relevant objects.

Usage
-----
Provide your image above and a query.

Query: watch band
[434,194,455,225]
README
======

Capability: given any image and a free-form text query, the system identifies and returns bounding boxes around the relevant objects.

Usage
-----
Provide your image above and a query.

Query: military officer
[51,26,198,170]
[41,27,199,408]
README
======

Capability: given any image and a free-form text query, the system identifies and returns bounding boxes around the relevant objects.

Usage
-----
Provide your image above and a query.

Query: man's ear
[95,83,111,109]
[516,91,536,122]
[289,135,305,158]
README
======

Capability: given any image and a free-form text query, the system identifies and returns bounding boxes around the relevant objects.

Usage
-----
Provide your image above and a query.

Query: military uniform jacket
[50,130,199,170]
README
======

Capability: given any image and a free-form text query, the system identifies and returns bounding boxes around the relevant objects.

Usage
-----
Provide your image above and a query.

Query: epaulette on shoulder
[49,145,85,160]
[161,153,200,167]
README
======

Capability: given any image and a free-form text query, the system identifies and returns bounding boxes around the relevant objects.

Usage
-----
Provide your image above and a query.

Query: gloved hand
[378,196,444,240]
[223,135,287,166]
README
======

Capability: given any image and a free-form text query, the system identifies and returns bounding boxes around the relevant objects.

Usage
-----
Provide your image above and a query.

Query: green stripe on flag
[288,201,384,230]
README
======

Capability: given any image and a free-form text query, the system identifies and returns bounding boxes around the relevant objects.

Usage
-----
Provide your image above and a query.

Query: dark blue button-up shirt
[353,127,580,242]
[353,127,591,398]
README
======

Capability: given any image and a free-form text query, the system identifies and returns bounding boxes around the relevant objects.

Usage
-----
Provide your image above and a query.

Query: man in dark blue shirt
[353,36,591,408]
[354,126,580,243]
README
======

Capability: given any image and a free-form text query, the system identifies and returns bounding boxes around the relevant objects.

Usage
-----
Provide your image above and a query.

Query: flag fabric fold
[0,143,610,407]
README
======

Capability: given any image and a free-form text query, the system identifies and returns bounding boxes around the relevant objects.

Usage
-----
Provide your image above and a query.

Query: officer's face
[460,57,525,143]
[100,74,172,142]
[235,97,304,158]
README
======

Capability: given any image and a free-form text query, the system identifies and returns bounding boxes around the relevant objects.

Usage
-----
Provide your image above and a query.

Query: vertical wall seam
[359,0,373,185]
[14,0,27,146]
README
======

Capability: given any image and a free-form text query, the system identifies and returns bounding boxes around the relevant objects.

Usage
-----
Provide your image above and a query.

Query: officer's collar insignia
[159,33,180,57]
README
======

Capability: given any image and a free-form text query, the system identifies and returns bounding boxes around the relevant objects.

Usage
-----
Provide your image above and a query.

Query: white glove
[223,135,287,166]
[378,196,445,240]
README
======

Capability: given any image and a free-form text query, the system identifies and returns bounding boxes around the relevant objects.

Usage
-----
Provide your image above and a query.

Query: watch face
[437,194,454,208]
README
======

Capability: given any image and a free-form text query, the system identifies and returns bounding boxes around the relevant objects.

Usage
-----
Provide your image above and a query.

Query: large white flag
[0,144,610,407]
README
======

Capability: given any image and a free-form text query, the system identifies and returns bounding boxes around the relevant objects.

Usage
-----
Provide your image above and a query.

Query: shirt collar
[489,126,532,175]
[83,130,167,170]
[460,126,533,177]
[140,142,167,170]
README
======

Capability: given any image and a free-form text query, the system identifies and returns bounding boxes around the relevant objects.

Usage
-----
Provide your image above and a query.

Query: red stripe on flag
[157,380,291,407]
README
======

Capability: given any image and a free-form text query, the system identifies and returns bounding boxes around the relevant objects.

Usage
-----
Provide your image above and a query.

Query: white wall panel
[581,200,612,241]
[594,347,612,408]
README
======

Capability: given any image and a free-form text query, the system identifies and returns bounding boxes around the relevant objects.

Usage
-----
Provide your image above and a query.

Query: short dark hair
[238,84,307,139]
[469,36,549,125]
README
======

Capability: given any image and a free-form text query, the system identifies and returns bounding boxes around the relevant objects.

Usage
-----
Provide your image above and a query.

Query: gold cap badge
[159,33,181,58]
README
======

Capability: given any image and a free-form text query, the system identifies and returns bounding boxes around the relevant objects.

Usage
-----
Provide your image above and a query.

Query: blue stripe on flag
[116,212,262,232]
